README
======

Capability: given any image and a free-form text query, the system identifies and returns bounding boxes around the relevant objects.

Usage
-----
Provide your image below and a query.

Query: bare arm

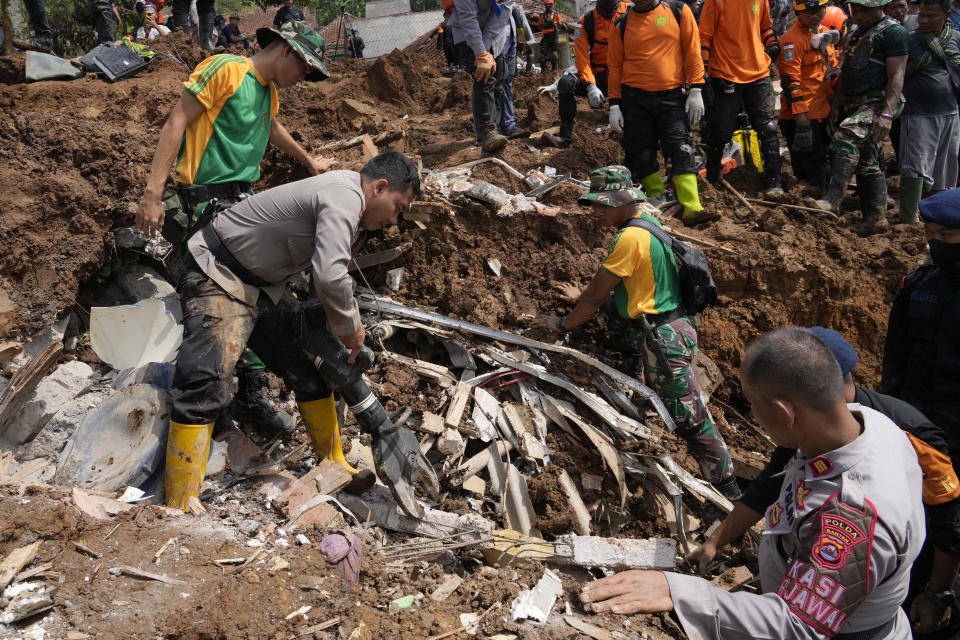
[269,119,336,175]
[136,91,206,234]
[533,269,620,332]
[874,54,906,142]
[686,502,762,574]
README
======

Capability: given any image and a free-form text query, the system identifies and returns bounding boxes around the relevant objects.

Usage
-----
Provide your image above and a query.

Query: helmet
[847,0,890,6]
[793,0,828,10]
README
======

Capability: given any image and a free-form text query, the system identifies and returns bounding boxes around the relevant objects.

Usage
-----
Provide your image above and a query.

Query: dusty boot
[713,476,742,502]
[814,153,857,213]
[640,172,666,198]
[480,123,508,153]
[762,169,784,196]
[542,122,572,148]
[12,35,53,53]
[165,421,214,512]
[231,369,296,436]
[898,176,924,223]
[503,126,530,139]
[299,395,376,494]
[674,172,713,224]
[854,173,890,236]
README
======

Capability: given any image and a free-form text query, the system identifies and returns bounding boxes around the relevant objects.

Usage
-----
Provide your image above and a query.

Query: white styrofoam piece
[90,298,183,370]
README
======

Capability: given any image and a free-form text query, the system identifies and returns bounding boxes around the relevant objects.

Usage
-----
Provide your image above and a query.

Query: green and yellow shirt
[176,55,279,186]
[601,211,681,318]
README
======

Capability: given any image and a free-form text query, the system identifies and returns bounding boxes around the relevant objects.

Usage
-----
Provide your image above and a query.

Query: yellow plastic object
[733,128,764,173]
[673,172,704,216]
[482,529,556,567]
[298,395,358,475]
[164,421,213,511]
[640,172,666,197]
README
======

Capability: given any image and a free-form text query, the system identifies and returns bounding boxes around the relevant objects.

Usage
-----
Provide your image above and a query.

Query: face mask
[929,239,960,268]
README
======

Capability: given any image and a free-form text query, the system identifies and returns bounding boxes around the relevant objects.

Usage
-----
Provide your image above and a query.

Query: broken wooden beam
[349,242,412,272]
[0,541,41,588]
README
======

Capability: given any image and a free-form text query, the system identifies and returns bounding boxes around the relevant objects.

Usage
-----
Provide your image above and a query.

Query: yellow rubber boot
[299,395,358,475]
[640,172,666,197]
[164,420,213,512]
[674,172,705,218]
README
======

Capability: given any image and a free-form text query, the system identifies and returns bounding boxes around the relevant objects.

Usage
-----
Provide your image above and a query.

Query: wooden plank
[730,449,767,481]
[418,412,445,436]
[558,469,591,536]
[444,382,471,429]
[0,541,41,588]
[350,243,413,272]
[0,341,62,435]
[563,615,630,640]
[380,351,457,387]
[277,459,351,531]
[429,575,464,602]
[360,134,378,161]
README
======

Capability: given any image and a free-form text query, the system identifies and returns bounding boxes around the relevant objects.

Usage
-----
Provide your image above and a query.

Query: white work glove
[608,104,623,133]
[810,30,840,51]
[685,87,704,126]
[586,83,605,108]
[538,81,559,97]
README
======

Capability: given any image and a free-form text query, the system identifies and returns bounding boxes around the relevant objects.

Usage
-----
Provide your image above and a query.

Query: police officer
[533,166,740,500]
[606,0,712,226]
[538,0,631,147]
[582,327,926,639]
[778,0,841,189]
[881,189,960,477]
[700,0,784,194]
[813,0,908,235]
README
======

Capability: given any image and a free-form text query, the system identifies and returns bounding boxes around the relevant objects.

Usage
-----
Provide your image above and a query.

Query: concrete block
[437,427,465,457]
[19,389,108,463]
[3,361,96,446]
[552,534,677,571]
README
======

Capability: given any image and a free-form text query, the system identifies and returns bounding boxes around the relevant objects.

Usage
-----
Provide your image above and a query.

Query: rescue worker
[897,0,960,222]
[538,0,631,147]
[538,0,561,73]
[700,0,784,194]
[533,166,740,500]
[165,151,437,516]
[693,327,960,636]
[813,0,908,235]
[581,327,926,639]
[450,0,512,152]
[606,0,713,226]
[135,22,336,437]
[881,190,960,478]
[778,0,841,189]
[824,2,850,33]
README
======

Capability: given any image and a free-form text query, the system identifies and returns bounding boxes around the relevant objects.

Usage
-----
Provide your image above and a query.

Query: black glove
[794,118,814,152]
[765,40,781,61]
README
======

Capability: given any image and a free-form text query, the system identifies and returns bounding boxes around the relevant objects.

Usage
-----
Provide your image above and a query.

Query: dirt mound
[366,48,440,109]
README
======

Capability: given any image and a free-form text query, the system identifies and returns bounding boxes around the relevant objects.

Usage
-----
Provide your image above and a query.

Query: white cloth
[135,24,171,39]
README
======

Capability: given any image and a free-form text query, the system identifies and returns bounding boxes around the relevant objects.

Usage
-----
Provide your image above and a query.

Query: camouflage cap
[847,0,890,7]
[256,21,330,81]
[578,165,647,207]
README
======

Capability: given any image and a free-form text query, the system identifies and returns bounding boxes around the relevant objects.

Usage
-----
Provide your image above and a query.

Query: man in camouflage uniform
[533,166,739,500]
[814,0,908,235]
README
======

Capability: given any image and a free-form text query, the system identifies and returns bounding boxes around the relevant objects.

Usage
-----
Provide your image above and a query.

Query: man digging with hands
[581,328,926,639]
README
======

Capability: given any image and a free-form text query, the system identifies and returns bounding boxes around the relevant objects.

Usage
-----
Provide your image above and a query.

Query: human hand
[136,192,165,237]
[558,284,581,304]
[531,314,564,333]
[586,83,605,108]
[580,570,674,615]
[872,113,893,143]
[685,88,704,126]
[608,105,623,133]
[538,81,559,97]
[911,592,951,634]
[339,325,366,364]
[686,539,718,575]
[794,118,814,152]
[474,52,496,83]
[308,155,338,175]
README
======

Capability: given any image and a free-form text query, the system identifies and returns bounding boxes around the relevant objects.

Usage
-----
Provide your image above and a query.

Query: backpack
[610,0,685,45]
[622,217,718,315]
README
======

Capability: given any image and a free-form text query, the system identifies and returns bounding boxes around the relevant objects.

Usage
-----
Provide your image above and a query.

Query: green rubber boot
[640,172,666,197]
[899,176,924,223]
[673,172,705,218]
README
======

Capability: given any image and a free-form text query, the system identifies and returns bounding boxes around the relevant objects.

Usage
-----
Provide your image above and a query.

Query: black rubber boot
[854,173,890,236]
[705,147,723,183]
[713,476,742,502]
[815,152,857,213]
[230,369,296,436]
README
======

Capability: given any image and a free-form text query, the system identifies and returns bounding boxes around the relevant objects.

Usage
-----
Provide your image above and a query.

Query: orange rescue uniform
[539,12,560,33]
[699,0,776,84]
[607,1,704,99]
[778,22,840,120]
[574,1,631,86]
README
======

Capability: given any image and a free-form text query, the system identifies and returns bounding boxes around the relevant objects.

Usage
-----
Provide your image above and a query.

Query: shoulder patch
[809,456,833,477]
[812,511,868,570]
[784,48,795,61]
[796,480,811,509]
[768,502,784,527]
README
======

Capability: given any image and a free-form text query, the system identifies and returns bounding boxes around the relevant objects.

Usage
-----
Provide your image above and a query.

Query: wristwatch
[926,585,957,608]
[880,112,894,120]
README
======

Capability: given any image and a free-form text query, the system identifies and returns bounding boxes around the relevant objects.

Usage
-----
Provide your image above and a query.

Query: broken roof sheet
[321,10,444,59]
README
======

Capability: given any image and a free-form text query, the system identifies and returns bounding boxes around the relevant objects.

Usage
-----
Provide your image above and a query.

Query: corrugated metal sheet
[321,10,444,59]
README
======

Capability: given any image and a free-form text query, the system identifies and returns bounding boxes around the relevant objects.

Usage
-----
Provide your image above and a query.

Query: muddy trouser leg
[621,86,663,186]
[22,0,52,39]
[458,42,503,132]
[640,318,734,484]
[171,0,191,32]
[246,295,332,405]
[656,88,697,178]
[557,72,582,140]
[90,0,115,44]
[781,118,830,189]
[499,35,518,132]
[705,77,743,180]
[742,76,781,187]
[171,256,259,425]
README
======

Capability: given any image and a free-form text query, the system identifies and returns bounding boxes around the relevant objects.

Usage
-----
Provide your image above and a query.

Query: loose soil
[0,35,928,639]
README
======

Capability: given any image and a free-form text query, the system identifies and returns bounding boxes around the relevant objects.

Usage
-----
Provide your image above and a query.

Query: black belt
[176,181,250,211]
[200,223,272,289]
[645,308,684,327]
[835,617,897,640]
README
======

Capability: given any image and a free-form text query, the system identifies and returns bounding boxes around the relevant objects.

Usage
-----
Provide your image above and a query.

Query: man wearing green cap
[135,20,336,436]
[813,0,908,235]
[533,165,740,500]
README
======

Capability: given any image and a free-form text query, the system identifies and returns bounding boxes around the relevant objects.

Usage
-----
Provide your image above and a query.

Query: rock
[19,389,108,463]
[239,520,261,537]
[0,341,23,364]
[0,286,18,338]
[437,427,465,457]
[2,361,97,446]
[8,315,69,371]
[114,264,181,323]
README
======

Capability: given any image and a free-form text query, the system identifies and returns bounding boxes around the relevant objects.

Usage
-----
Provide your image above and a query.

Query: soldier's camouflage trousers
[608,313,735,484]
[830,95,903,176]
